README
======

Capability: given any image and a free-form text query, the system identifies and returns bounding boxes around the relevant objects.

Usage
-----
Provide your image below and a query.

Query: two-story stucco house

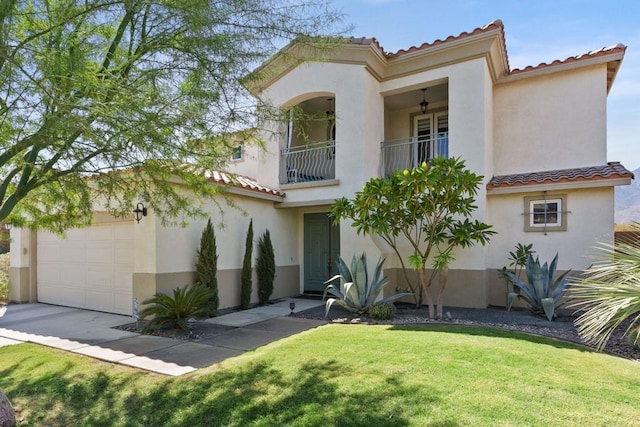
[9,20,633,315]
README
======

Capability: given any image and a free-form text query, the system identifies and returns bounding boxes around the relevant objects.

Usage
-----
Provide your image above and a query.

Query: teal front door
[304,213,340,293]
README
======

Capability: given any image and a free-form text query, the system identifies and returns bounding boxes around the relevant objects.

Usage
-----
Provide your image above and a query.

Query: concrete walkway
[0,298,326,376]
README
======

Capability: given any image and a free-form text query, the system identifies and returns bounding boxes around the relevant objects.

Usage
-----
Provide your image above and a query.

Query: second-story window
[231,145,243,161]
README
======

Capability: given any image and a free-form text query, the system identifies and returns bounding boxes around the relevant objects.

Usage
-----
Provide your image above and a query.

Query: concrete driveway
[0,299,325,376]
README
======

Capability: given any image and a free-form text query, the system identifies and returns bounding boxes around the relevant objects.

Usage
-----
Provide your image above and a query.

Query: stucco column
[131,208,159,305]
[8,227,36,303]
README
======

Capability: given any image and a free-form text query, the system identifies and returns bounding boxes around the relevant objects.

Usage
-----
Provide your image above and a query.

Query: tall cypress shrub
[195,218,218,316]
[240,219,254,309]
[257,229,276,304]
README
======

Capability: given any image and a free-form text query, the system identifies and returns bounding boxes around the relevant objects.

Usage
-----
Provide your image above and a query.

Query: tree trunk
[0,389,15,427]
[435,265,449,320]
[418,268,434,319]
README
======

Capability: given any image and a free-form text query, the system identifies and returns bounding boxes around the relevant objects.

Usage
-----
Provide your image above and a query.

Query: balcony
[280,140,336,185]
[379,133,448,176]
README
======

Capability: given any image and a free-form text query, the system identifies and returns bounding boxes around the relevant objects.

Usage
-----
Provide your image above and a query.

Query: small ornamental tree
[0,1,346,231]
[240,219,254,309]
[330,156,496,319]
[257,229,276,305]
[195,218,219,316]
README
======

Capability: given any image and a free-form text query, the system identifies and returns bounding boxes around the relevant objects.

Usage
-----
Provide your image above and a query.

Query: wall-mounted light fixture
[419,88,428,114]
[133,202,147,223]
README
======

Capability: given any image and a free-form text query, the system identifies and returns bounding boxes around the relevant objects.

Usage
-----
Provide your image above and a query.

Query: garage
[37,221,134,315]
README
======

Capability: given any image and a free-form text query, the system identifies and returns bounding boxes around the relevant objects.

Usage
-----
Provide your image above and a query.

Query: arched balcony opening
[280,96,336,185]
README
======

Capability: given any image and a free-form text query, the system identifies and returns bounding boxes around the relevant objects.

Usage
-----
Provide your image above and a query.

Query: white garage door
[37,222,134,315]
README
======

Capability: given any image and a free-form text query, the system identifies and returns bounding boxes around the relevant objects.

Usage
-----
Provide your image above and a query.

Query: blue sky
[331,0,640,170]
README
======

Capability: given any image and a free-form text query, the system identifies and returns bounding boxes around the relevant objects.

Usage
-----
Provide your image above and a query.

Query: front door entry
[303,213,340,293]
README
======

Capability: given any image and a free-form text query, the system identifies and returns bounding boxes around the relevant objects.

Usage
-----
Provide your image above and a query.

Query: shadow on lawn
[0,347,440,426]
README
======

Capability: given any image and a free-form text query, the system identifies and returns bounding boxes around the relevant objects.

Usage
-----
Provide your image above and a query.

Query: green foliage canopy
[330,157,495,317]
[0,0,345,232]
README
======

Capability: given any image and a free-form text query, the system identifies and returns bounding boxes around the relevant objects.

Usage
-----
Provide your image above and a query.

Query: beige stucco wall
[486,186,614,272]
[493,64,608,175]
[133,192,299,309]
[385,267,488,308]
[7,228,37,303]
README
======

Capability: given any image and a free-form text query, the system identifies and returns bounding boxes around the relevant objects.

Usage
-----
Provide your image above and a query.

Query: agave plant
[323,253,412,317]
[499,253,571,321]
[570,228,640,350]
[139,284,213,331]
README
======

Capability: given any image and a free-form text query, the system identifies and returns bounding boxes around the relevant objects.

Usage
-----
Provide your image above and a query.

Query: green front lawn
[1,324,639,426]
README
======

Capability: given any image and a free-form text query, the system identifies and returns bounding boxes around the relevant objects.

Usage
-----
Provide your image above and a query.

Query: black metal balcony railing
[380,133,448,176]
[280,140,336,184]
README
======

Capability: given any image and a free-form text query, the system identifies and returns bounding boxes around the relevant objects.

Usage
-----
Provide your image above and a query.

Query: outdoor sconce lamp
[419,88,428,114]
[289,301,296,316]
[133,202,147,223]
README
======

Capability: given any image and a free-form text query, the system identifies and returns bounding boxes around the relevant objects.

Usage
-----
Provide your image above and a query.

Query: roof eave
[487,176,632,195]
[498,47,626,92]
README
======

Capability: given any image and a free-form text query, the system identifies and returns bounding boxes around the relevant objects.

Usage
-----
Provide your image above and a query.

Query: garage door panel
[38,222,134,315]
[85,266,113,288]
[65,228,86,241]
[85,241,114,263]
[84,289,115,311]
[114,241,134,264]
[38,241,63,262]
[114,294,133,315]
[89,226,114,241]
[59,266,84,287]
[114,225,132,240]
[61,243,86,261]
[113,272,132,293]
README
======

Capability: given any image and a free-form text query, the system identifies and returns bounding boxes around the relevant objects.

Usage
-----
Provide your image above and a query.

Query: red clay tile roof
[207,171,284,198]
[510,44,627,75]
[487,162,634,190]
[351,19,624,79]
[386,19,507,62]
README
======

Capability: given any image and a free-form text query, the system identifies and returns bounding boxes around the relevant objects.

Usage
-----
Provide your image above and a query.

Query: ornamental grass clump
[571,225,640,350]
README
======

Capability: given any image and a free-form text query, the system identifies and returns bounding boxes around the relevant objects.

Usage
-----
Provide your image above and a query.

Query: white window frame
[524,194,567,232]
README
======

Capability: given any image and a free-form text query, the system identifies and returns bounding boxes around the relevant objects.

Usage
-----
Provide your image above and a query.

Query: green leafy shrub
[570,226,640,350]
[195,218,218,316]
[256,229,275,305]
[500,253,571,321]
[323,253,412,316]
[0,253,9,303]
[240,219,253,309]
[370,302,396,320]
[139,284,213,331]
